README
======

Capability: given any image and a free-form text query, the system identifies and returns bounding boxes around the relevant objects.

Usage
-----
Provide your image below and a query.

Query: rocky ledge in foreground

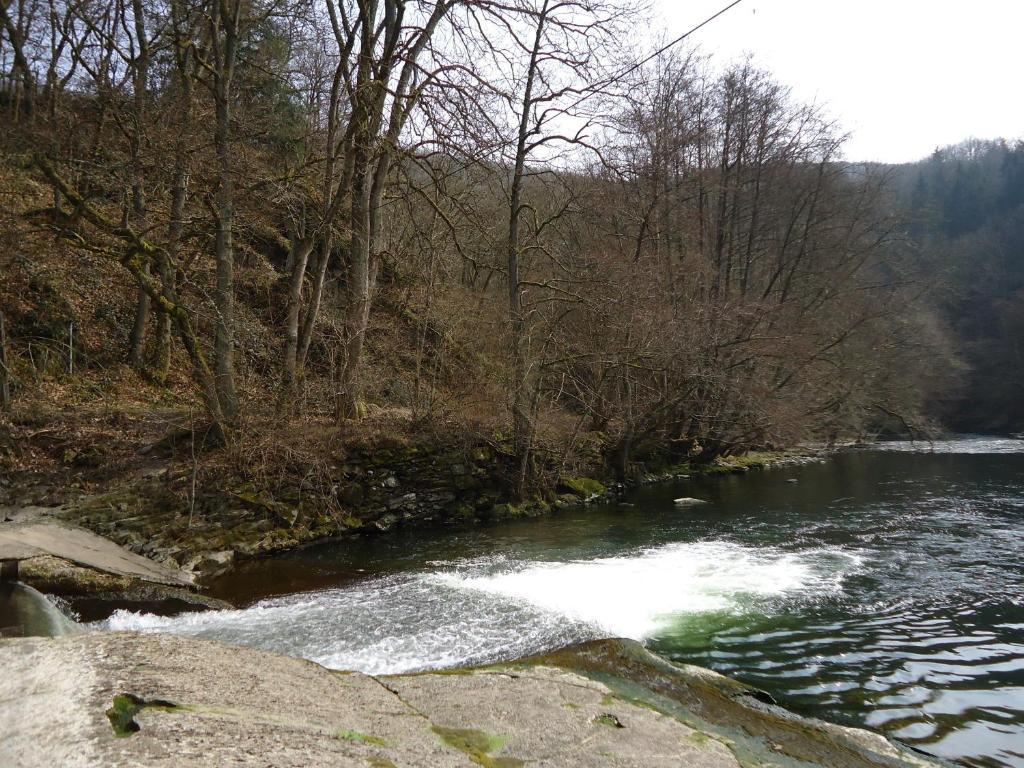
[0,633,942,768]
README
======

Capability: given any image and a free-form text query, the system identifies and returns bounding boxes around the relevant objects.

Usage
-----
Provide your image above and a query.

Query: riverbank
[3,404,817,607]
[0,631,941,768]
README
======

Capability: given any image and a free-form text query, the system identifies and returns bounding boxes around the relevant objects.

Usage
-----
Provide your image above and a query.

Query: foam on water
[869,437,1024,454]
[101,540,860,674]
[438,541,859,638]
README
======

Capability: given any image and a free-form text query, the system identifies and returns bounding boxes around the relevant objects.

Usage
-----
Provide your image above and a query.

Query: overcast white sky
[654,0,1024,163]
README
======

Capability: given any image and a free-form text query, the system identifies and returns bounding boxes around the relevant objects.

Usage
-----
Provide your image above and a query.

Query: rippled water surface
[102,439,1024,767]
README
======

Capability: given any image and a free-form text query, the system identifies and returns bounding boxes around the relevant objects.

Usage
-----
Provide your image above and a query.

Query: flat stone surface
[384,667,739,767]
[0,521,193,586]
[0,632,943,768]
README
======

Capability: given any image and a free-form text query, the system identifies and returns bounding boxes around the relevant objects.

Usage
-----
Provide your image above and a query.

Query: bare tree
[203,0,242,419]
[125,0,152,368]
[484,0,633,491]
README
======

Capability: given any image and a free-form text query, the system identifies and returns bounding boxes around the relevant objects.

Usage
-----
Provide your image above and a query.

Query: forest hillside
[882,139,1024,433]
[0,1,1009,511]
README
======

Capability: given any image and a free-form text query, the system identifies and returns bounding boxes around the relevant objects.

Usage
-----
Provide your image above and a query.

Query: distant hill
[881,139,1024,432]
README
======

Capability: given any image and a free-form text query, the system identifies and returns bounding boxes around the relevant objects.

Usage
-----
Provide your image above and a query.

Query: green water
[105,439,1024,767]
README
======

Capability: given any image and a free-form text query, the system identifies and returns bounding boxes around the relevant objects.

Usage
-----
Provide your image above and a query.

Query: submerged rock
[673,497,708,506]
[0,633,942,767]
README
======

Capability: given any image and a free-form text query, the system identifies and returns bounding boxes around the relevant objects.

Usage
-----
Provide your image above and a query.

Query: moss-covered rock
[558,476,606,499]
[336,729,388,747]
[105,693,182,737]
[1,632,939,768]
[714,451,794,472]
[432,726,522,767]
[523,638,937,768]
[491,500,550,520]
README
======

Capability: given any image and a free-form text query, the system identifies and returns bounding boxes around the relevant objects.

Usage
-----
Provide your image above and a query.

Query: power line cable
[616,0,747,81]
[555,0,747,118]
[399,0,749,190]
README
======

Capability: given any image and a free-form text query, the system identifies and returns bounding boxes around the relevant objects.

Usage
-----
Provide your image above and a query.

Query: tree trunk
[507,4,548,497]
[126,0,150,369]
[326,0,447,419]
[132,250,227,444]
[151,0,195,383]
[211,1,240,420]
[334,5,378,422]
[153,148,188,383]
[0,311,11,410]
[297,236,333,370]
[0,2,35,116]
[127,264,151,367]
[336,178,372,420]
[282,237,315,390]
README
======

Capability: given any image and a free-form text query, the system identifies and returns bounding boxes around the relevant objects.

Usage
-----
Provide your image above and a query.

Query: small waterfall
[0,583,80,638]
[100,541,860,674]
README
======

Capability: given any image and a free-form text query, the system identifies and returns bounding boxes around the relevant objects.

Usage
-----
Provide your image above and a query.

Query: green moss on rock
[594,713,624,728]
[715,451,792,471]
[492,500,549,519]
[432,726,523,768]
[448,503,475,520]
[74,489,147,520]
[559,477,606,498]
[336,729,388,747]
[106,693,182,737]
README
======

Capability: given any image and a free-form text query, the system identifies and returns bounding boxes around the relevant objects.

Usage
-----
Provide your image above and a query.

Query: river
[100,438,1024,767]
